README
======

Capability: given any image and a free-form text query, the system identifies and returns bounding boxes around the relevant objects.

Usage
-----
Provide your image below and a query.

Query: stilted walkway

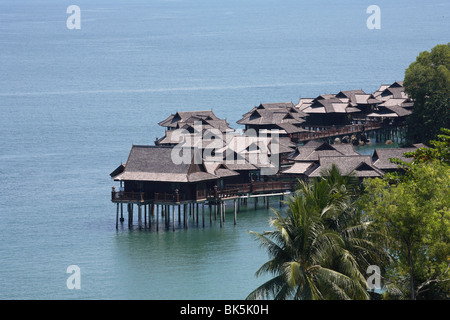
[113,191,291,231]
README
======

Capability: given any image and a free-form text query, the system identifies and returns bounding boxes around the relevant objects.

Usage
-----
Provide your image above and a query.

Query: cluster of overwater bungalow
[109,81,425,229]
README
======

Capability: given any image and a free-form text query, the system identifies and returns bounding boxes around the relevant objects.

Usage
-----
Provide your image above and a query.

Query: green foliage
[404,127,450,165]
[404,43,450,144]
[361,162,450,299]
[249,144,450,300]
[247,165,388,300]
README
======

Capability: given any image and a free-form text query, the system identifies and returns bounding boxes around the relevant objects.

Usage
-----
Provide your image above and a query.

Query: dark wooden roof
[158,110,233,132]
[110,164,125,178]
[372,147,418,170]
[308,155,384,178]
[373,81,408,101]
[156,110,234,145]
[113,145,219,183]
[367,99,412,118]
[301,95,361,114]
[335,89,366,100]
[287,141,359,162]
[282,162,316,175]
[237,102,307,125]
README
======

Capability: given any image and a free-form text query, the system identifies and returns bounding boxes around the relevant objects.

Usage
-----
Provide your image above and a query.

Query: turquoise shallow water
[0,0,448,299]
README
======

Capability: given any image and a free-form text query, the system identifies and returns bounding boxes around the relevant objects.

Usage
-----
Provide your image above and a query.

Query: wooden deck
[112,181,298,230]
[208,181,298,200]
[112,180,298,204]
[111,191,205,204]
[292,122,382,142]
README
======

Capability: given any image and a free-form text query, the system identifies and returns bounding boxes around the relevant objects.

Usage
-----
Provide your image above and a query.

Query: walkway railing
[154,192,185,203]
[112,180,298,202]
[111,191,148,202]
[292,122,383,142]
[112,191,186,203]
[209,180,297,199]
[111,190,207,203]
[251,181,297,193]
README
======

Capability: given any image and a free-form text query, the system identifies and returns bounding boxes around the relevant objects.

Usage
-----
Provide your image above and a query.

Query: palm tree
[247,165,385,300]
[320,165,391,279]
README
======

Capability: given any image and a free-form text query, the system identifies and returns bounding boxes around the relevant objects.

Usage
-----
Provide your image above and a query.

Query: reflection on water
[111,200,281,299]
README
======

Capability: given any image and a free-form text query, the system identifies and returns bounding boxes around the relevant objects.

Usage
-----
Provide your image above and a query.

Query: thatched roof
[203,161,241,178]
[282,162,315,175]
[308,155,384,178]
[110,164,125,178]
[367,99,412,118]
[300,95,361,114]
[155,129,186,145]
[113,145,219,183]
[238,110,305,126]
[335,89,367,101]
[373,81,409,101]
[156,110,235,146]
[276,123,310,134]
[158,110,233,133]
[372,147,418,170]
[237,102,306,126]
[287,141,359,162]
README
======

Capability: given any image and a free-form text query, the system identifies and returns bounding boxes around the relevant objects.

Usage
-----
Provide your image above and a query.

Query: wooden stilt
[210,203,212,225]
[149,204,152,229]
[163,205,167,228]
[202,202,205,228]
[130,204,133,226]
[183,204,187,228]
[156,205,159,232]
[196,203,199,225]
[167,205,170,228]
[222,201,226,223]
[214,203,217,221]
[116,203,119,229]
[234,199,237,225]
[138,204,142,230]
[172,205,175,232]
[186,204,189,230]
[120,203,124,222]
[127,203,131,228]
[220,201,223,228]
[127,204,130,227]
[144,204,147,228]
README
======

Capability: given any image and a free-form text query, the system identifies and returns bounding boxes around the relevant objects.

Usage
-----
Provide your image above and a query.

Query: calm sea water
[0,0,448,300]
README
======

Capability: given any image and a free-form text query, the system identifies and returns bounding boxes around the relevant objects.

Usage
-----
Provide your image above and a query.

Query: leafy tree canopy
[404,43,450,144]
[362,160,450,299]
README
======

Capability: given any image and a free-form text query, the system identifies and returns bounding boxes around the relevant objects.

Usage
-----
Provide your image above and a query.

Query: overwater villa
[371,143,426,172]
[365,81,413,125]
[296,94,362,127]
[111,145,219,203]
[291,81,413,143]
[307,155,385,179]
[155,110,234,146]
[110,81,424,230]
[236,102,308,137]
[282,140,363,179]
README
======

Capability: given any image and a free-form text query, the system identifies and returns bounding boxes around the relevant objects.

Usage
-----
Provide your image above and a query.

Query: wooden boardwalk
[291,122,382,143]
[111,180,297,231]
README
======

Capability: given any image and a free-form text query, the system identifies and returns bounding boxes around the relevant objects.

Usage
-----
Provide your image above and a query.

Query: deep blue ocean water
[0,0,448,299]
